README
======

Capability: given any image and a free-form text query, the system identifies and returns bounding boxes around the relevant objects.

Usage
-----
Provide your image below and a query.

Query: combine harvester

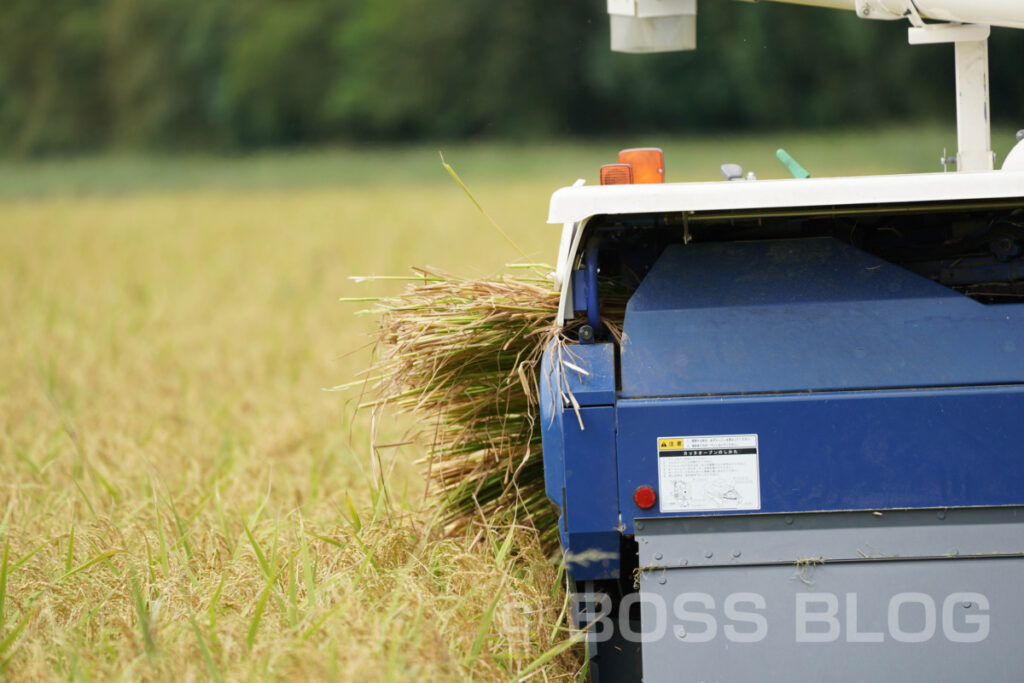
[540,0,1024,679]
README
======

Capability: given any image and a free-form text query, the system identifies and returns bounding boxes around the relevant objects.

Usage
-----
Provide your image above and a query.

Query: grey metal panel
[635,506,1024,569]
[637,558,1024,682]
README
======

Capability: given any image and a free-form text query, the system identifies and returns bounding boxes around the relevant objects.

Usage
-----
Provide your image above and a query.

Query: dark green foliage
[223,0,344,146]
[102,0,235,149]
[0,0,1021,155]
[0,0,108,154]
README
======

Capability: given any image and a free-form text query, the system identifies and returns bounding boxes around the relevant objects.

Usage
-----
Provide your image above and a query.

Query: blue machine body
[541,343,621,579]
[541,237,1024,580]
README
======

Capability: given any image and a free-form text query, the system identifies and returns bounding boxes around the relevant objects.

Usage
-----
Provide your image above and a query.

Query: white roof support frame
[908,22,993,172]
[752,0,1024,30]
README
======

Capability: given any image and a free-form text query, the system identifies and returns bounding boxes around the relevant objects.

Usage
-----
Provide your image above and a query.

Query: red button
[634,485,657,510]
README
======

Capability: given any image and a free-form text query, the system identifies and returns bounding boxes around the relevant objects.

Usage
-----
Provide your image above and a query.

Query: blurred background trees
[0,0,1020,155]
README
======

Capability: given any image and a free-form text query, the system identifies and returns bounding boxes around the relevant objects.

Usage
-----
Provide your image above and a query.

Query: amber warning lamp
[600,148,665,185]
[599,163,633,185]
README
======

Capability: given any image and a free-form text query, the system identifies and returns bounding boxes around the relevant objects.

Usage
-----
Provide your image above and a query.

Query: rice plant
[348,267,627,550]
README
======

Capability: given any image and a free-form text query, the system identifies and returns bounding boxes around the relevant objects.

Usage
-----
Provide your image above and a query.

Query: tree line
[1,0,1021,155]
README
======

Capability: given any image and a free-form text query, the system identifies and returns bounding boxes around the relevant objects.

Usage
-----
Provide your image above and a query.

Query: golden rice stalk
[352,268,562,545]
[350,267,625,550]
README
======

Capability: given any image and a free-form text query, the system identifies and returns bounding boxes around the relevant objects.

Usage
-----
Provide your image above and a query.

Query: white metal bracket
[849,0,997,171]
[903,1,925,27]
[854,0,904,22]
[907,22,993,172]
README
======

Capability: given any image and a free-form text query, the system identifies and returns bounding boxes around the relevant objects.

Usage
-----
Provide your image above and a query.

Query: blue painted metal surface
[615,385,1024,534]
[568,244,604,337]
[540,236,1024,582]
[620,238,1024,397]
[571,269,588,313]
[584,239,602,335]
[540,342,621,579]
[540,348,567,533]
[559,342,616,406]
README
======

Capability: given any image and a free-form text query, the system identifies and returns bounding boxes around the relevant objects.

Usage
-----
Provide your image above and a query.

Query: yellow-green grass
[0,185,576,679]
[0,126,1002,679]
[3,124,1019,200]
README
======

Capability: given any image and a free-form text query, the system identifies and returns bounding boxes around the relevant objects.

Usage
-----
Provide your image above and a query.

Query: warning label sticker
[657,434,761,513]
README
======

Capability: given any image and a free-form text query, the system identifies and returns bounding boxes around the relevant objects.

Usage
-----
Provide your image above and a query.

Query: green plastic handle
[776,148,811,179]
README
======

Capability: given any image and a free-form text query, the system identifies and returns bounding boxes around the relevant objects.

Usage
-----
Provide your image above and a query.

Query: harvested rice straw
[346,267,623,550]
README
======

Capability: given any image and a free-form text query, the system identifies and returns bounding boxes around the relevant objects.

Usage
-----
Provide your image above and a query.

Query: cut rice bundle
[352,267,624,549]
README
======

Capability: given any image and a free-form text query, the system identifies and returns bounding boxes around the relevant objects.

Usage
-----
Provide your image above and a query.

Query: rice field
[0,125,1010,680]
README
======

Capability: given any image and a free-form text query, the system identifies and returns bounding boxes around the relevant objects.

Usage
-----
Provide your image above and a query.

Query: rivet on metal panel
[658,575,667,585]
[704,551,713,559]
[937,510,947,520]
[962,601,973,608]
[635,521,644,530]
[784,516,794,525]
[731,550,741,558]
[654,552,663,561]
